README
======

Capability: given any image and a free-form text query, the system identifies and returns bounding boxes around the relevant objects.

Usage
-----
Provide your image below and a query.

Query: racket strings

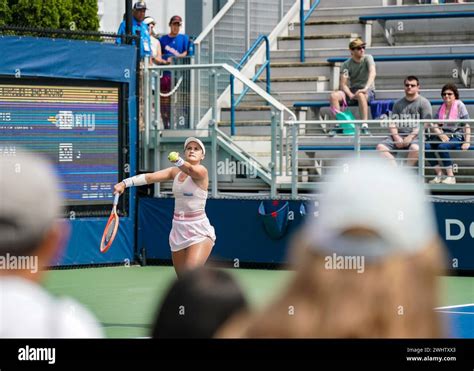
[105,219,116,243]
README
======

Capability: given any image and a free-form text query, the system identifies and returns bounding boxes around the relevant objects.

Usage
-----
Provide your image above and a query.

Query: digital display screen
[0,81,121,209]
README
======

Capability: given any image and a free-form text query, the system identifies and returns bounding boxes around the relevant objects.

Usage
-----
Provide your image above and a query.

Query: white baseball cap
[143,16,155,25]
[304,155,437,260]
[184,137,206,156]
[0,149,62,253]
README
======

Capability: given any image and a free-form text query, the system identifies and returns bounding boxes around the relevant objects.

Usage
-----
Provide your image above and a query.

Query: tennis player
[114,137,216,277]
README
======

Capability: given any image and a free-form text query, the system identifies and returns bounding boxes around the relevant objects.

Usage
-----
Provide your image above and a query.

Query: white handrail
[194,0,236,45]
[221,64,297,121]
[148,63,297,121]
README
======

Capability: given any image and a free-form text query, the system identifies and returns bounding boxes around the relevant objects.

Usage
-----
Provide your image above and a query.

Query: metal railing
[300,0,321,62]
[284,118,474,198]
[230,34,271,135]
[193,0,296,125]
[144,62,296,198]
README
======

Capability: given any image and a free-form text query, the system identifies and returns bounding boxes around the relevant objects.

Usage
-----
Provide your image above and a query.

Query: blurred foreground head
[221,156,446,338]
[152,267,248,338]
[0,149,64,279]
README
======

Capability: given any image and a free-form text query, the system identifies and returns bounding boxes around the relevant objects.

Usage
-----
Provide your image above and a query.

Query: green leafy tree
[71,0,99,32]
[0,0,11,26]
[9,0,99,31]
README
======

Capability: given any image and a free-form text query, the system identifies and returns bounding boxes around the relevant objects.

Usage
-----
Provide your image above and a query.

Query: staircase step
[218,122,273,136]
[278,33,360,49]
[279,33,359,41]
[270,44,474,63]
[289,20,364,36]
[256,76,330,92]
[219,120,272,126]
[233,141,271,155]
[316,0,390,8]
[239,92,322,107]
[307,4,473,21]
[221,106,272,111]
[256,61,332,79]
[372,31,474,47]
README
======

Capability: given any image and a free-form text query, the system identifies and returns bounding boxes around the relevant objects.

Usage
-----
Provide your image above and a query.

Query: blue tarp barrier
[0,36,138,265]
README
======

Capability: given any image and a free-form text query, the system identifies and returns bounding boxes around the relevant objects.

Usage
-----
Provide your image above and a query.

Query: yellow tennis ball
[168,151,180,162]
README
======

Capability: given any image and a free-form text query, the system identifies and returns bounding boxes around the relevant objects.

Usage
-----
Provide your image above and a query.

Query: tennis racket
[100,193,120,253]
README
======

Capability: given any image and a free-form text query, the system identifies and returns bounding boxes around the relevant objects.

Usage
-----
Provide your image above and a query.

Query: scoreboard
[0,80,123,212]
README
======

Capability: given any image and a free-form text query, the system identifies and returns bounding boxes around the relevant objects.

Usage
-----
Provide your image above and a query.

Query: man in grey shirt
[376,76,433,167]
[329,38,376,136]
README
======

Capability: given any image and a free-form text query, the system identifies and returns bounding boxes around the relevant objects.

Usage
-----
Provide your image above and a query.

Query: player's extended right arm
[114,168,176,194]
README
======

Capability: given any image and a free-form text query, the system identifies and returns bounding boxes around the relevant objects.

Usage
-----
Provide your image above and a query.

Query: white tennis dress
[169,172,216,252]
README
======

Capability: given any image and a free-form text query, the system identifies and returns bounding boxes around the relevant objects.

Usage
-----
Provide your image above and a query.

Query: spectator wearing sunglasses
[329,38,376,136]
[377,76,433,167]
[426,84,470,184]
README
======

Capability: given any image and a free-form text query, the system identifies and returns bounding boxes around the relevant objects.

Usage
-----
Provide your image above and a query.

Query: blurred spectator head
[0,149,67,281]
[0,149,103,338]
[151,267,248,338]
[221,156,446,338]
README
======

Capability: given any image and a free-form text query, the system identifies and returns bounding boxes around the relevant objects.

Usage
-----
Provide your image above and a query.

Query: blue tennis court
[436,304,474,339]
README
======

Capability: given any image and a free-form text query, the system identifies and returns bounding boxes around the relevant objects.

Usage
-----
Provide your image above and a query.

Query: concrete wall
[98,0,186,35]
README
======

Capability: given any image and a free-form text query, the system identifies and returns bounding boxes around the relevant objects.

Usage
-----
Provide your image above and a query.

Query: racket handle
[113,193,120,206]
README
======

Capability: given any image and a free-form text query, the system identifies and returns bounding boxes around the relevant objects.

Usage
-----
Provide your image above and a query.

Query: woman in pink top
[425,84,471,185]
[114,137,216,277]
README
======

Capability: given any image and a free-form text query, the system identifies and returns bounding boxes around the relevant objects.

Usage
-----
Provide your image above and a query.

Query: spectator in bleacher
[159,15,190,129]
[329,38,376,136]
[0,150,103,338]
[376,76,432,167]
[116,1,151,60]
[426,83,471,184]
[217,156,446,338]
[151,267,248,338]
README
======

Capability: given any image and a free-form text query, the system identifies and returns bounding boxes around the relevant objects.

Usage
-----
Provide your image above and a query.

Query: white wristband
[174,157,185,167]
[122,174,147,188]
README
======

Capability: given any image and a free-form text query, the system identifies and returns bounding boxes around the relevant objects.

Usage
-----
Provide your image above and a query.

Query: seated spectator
[159,15,190,129]
[116,1,151,60]
[426,83,471,184]
[376,76,432,167]
[151,267,248,338]
[329,38,376,136]
[217,156,446,338]
[0,150,103,338]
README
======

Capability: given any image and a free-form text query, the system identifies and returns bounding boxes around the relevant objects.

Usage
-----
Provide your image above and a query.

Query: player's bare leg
[184,239,213,271]
[171,239,213,278]
[171,249,188,278]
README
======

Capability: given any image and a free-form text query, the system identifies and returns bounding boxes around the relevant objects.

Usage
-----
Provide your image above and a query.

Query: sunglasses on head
[442,92,454,97]
[404,83,418,88]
